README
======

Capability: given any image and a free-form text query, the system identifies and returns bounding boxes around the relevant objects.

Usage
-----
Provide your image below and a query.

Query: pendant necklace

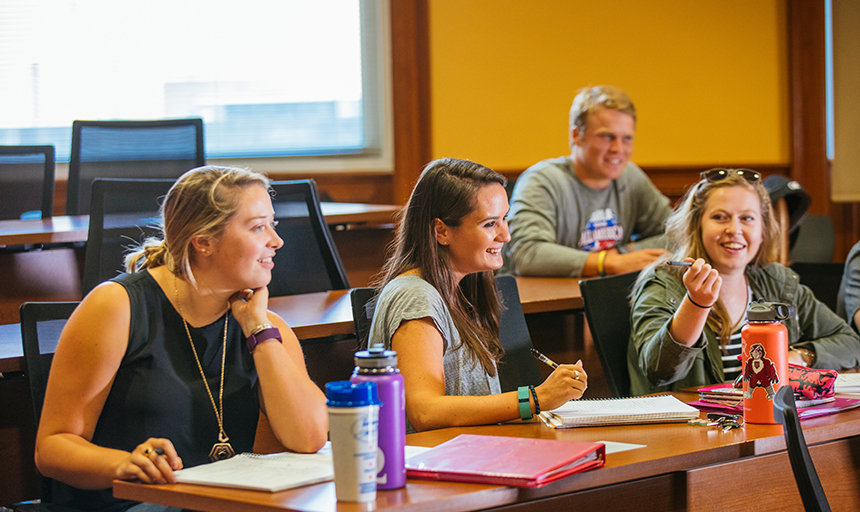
[174,275,236,461]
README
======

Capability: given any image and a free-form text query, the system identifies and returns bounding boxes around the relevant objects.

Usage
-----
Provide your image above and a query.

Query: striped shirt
[721,285,752,383]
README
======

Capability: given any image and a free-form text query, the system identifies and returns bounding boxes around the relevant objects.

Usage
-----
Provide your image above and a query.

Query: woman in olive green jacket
[628,170,860,396]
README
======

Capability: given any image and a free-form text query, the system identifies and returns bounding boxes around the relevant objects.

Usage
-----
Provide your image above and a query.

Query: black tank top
[53,270,259,511]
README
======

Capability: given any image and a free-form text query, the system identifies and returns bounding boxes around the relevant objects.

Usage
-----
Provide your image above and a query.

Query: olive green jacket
[628,263,860,396]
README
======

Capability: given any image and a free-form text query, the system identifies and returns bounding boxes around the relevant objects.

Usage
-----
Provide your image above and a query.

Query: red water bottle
[741,301,791,424]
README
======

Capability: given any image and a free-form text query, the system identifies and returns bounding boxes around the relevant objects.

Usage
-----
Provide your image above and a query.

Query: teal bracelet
[517,386,533,421]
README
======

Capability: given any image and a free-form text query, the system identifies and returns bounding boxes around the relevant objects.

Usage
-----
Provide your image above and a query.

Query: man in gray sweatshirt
[503,85,671,278]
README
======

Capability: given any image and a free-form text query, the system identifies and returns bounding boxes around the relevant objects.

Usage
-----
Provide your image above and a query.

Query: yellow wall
[428,0,790,170]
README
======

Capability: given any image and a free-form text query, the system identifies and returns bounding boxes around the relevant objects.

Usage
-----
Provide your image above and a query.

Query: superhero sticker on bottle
[743,343,779,401]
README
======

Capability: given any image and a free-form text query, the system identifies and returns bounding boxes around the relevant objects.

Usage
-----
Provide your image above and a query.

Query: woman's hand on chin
[229,286,272,337]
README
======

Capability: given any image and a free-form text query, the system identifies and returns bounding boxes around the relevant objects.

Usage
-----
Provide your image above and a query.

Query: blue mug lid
[326,380,382,407]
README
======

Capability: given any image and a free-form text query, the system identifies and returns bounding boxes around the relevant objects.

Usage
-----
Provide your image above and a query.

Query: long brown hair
[124,166,270,286]
[376,158,507,375]
[635,170,780,342]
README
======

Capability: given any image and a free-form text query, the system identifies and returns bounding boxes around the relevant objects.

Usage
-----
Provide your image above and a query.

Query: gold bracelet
[250,323,275,336]
[597,250,607,277]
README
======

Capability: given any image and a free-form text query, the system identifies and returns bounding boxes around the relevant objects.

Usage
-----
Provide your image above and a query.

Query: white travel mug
[326,380,382,502]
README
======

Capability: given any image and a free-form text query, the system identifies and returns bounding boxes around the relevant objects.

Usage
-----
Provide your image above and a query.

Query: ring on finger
[145,447,163,461]
[574,370,580,381]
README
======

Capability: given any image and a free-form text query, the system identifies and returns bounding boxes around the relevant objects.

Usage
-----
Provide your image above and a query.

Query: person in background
[503,85,672,278]
[837,240,860,333]
[36,166,328,511]
[367,158,587,433]
[628,169,860,396]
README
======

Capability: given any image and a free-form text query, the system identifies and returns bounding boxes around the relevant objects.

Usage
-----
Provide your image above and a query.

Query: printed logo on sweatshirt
[578,208,623,252]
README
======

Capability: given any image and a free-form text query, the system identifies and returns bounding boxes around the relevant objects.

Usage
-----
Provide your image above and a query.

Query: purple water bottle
[350,343,406,489]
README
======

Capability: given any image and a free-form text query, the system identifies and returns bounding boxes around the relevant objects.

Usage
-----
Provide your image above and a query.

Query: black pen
[530,348,559,370]
[666,261,693,267]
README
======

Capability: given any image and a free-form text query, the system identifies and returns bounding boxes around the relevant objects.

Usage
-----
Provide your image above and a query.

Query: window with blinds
[0,0,391,171]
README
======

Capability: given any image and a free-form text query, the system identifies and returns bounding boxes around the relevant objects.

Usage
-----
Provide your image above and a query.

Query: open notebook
[173,444,333,492]
[541,395,699,428]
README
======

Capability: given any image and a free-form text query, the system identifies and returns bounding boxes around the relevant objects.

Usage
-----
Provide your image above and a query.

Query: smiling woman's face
[700,185,763,277]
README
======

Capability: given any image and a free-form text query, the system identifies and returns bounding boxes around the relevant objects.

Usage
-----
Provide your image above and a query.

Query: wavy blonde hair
[124,166,270,285]
[635,170,781,343]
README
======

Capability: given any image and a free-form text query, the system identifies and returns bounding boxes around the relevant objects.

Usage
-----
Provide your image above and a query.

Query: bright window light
[0,0,388,167]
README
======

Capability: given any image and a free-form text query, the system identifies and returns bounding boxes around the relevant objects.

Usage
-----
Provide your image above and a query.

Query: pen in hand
[666,261,693,267]
[530,348,559,369]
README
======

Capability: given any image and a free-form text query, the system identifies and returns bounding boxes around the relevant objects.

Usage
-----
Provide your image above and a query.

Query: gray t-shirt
[368,274,501,433]
[502,156,672,277]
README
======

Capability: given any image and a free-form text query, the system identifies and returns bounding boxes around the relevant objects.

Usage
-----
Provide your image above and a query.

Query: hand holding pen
[529,349,588,408]
[672,258,721,310]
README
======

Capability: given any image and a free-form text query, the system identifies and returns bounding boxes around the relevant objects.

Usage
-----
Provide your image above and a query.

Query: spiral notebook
[541,395,699,428]
[173,445,333,492]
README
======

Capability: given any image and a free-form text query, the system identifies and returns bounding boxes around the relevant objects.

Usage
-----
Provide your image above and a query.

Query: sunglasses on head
[699,168,761,183]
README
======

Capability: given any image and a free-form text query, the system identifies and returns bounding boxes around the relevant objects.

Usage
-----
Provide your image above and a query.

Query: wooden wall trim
[788,0,828,215]
[788,0,860,260]
[390,0,431,205]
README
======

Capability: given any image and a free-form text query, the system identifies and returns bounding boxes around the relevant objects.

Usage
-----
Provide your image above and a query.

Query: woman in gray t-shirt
[368,158,588,433]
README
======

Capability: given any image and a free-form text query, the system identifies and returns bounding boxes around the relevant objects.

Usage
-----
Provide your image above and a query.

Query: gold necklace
[173,275,235,461]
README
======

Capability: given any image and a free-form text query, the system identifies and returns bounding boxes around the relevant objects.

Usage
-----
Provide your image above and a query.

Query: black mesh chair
[268,180,350,296]
[580,271,640,397]
[789,215,836,264]
[773,385,831,512]
[66,119,204,215]
[790,262,844,312]
[350,287,376,349]
[495,275,544,393]
[0,145,55,220]
[82,178,173,296]
[19,301,80,505]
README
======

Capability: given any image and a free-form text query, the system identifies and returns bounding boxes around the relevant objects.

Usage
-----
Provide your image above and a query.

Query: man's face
[571,107,635,188]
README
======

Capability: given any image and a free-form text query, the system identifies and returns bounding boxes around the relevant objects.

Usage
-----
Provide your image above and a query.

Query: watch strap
[517,386,533,421]
[246,327,282,353]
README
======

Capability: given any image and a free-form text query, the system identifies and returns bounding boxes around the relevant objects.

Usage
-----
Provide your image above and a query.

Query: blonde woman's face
[207,185,283,290]
[700,186,763,277]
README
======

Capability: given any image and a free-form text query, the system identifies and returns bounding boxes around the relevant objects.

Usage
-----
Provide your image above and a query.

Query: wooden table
[113,391,860,511]
[0,278,585,374]
[0,203,400,247]
[0,203,400,327]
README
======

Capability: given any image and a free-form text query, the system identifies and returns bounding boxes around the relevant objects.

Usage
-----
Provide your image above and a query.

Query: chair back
[790,262,844,312]
[350,287,376,349]
[82,178,174,295]
[268,180,350,296]
[0,145,55,220]
[495,275,544,392]
[773,386,832,512]
[67,118,204,215]
[580,271,639,397]
[20,301,80,503]
[789,215,835,263]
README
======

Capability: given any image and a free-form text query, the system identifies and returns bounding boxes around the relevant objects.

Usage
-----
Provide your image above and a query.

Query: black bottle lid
[747,299,792,322]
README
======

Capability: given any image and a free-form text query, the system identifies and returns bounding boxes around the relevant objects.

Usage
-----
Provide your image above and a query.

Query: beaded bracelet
[529,385,540,415]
